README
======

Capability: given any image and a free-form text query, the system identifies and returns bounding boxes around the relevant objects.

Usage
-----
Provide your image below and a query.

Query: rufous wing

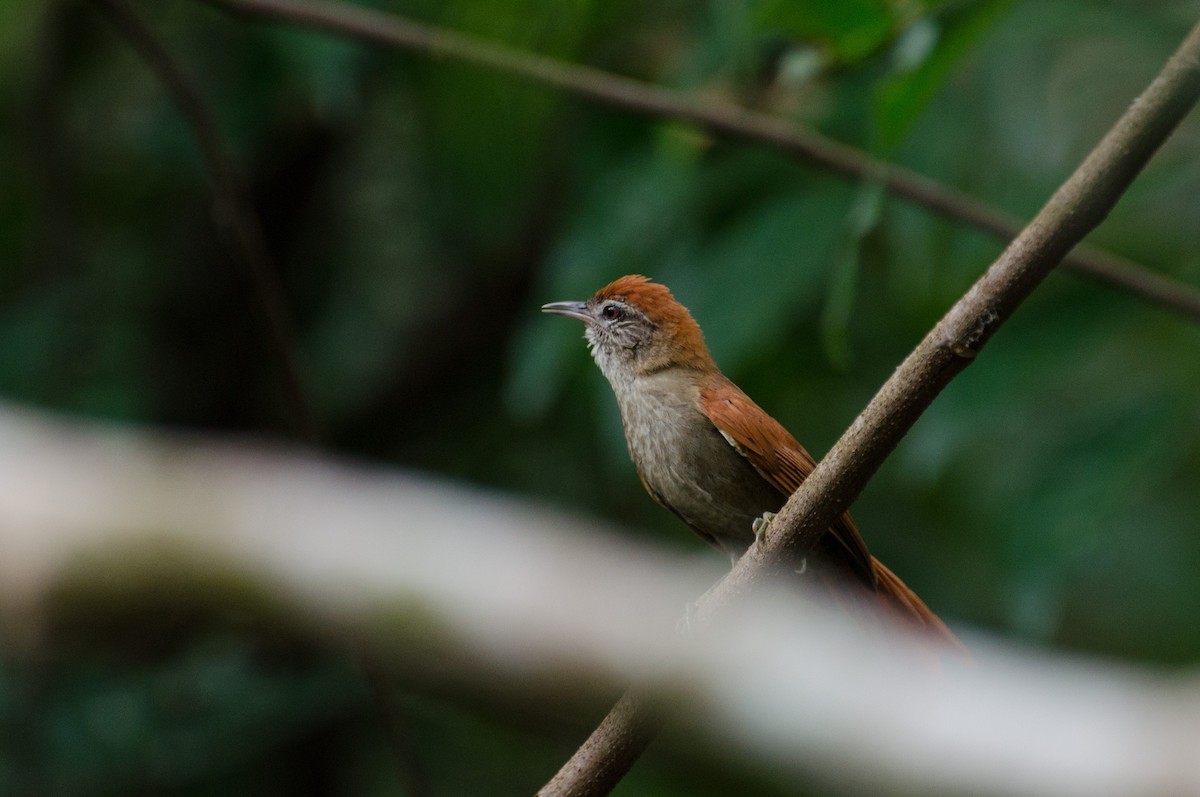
[698,381,875,587]
[699,381,962,648]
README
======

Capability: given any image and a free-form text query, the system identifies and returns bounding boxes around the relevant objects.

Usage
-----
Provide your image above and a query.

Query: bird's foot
[751,511,776,539]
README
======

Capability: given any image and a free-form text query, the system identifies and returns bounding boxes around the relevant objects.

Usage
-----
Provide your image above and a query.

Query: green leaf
[663,180,854,369]
[875,0,1015,152]
[752,0,897,63]
[424,0,601,245]
[820,179,885,369]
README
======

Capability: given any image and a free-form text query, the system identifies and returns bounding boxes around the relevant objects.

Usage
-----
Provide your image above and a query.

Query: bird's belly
[625,403,783,557]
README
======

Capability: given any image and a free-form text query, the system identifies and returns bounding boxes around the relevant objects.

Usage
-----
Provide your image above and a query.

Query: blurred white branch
[1,403,1198,797]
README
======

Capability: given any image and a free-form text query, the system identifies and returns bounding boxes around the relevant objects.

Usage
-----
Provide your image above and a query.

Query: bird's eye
[601,303,624,321]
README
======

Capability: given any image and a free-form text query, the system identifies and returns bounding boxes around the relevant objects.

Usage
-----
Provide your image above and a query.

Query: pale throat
[588,341,698,454]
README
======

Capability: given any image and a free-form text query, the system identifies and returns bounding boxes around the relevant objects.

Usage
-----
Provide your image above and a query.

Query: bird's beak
[541,300,592,323]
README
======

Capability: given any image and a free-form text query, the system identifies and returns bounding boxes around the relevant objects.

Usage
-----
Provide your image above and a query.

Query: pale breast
[614,371,784,558]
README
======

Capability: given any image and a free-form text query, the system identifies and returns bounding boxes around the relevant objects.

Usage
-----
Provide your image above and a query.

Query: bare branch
[197,0,1200,323]
[541,16,1200,797]
[92,0,320,440]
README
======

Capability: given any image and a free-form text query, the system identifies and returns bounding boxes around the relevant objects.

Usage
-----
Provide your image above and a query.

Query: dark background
[2,0,1199,794]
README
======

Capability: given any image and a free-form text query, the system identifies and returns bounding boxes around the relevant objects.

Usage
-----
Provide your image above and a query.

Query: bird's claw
[751,511,776,538]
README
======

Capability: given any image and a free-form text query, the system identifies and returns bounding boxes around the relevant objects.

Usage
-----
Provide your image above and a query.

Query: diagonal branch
[197,0,1200,323]
[92,0,320,441]
[539,16,1200,797]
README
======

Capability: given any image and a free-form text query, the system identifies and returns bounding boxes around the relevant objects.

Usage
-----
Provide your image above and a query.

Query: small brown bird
[544,274,957,644]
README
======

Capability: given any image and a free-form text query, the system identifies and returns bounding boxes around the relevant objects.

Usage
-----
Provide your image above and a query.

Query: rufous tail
[871,557,967,654]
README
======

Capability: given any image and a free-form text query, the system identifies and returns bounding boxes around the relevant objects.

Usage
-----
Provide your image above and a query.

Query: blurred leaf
[663,177,854,368]
[752,0,899,63]
[875,0,1015,151]
[0,290,68,405]
[820,179,885,368]
[262,25,367,121]
[0,0,40,80]
[424,0,601,245]
[17,635,365,795]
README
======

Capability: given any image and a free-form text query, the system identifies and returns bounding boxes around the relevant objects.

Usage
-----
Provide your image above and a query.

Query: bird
[543,274,958,646]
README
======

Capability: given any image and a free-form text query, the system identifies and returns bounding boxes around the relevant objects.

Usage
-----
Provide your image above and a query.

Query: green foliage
[2,0,1200,793]
[753,0,901,63]
[6,636,367,796]
[874,0,1016,151]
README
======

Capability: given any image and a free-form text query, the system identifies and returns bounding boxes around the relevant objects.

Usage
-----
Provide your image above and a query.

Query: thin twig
[539,16,1200,797]
[92,0,320,440]
[198,0,1200,323]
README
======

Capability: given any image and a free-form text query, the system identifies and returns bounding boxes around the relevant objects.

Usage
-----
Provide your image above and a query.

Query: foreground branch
[2,404,1200,797]
[197,0,1200,322]
[541,17,1200,797]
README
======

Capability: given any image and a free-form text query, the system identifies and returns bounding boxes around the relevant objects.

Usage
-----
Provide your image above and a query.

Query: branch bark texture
[540,17,1200,797]
[198,0,1200,323]
[535,691,661,797]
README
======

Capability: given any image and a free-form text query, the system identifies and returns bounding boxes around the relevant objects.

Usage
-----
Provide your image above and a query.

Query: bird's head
[542,275,715,380]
